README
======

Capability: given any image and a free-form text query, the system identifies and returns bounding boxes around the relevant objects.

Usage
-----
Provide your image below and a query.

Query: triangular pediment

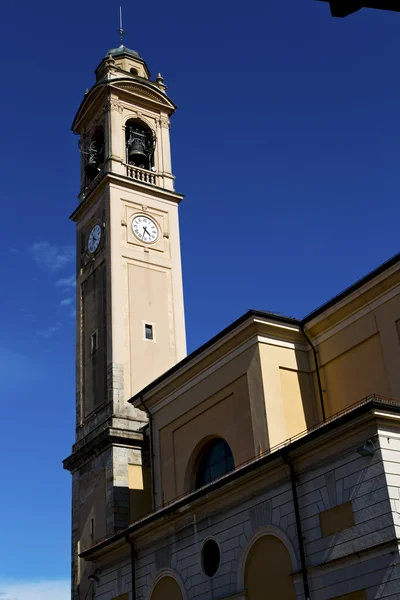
[112,80,176,111]
[72,79,177,132]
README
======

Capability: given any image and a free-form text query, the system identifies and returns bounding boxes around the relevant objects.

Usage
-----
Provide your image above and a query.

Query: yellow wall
[319,333,390,416]
[159,373,254,501]
[259,341,317,448]
[128,464,152,522]
[145,272,400,508]
[151,577,182,600]
[152,331,320,504]
[310,275,400,417]
[319,501,355,537]
[244,536,296,600]
[280,368,316,439]
[128,262,175,394]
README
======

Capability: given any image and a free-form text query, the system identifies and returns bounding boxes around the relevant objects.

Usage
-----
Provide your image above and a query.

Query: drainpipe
[300,324,326,422]
[284,454,310,600]
[140,396,156,510]
[126,535,136,600]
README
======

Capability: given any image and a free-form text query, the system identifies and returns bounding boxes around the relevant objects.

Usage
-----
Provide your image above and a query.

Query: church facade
[64,43,400,600]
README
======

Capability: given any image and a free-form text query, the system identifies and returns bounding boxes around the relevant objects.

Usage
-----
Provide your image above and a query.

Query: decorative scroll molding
[158,117,170,129]
[105,100,124,113]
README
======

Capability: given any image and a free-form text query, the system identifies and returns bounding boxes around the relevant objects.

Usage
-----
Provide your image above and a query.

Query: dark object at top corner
[317,0,400,17]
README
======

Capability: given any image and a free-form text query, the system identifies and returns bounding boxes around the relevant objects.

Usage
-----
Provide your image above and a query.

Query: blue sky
[0,0,399,597]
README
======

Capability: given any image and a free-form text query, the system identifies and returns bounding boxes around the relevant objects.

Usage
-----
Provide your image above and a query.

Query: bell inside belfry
[126,122,154,170]
[80,126,105,185]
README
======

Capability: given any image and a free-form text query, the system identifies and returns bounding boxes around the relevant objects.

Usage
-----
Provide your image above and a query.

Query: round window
[202,539,220,577]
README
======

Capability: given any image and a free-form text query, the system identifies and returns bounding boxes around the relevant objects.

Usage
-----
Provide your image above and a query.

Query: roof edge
[129,310,301,405]
[302,252,400,324]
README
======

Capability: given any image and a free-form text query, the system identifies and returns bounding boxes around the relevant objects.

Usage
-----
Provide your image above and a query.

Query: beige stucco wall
[143,269,400,510]
[321,333,389,415]
[310,277,400,417]
[258,339,317,448]
[280,367,316,439]
[161,374,253,501]
[109,182,186,400]
[148,325,318,506]
[128,464,152,522]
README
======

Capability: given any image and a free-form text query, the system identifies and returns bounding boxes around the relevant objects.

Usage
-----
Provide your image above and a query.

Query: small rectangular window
[145,324,153,340]
[91,330,98,354]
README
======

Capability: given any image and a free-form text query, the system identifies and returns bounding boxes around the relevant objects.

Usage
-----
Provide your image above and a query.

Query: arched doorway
[151,576,183,600]
[244,535,296,600]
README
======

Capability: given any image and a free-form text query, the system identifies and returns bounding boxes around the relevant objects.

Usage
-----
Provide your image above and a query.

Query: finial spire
[118,6,125,47]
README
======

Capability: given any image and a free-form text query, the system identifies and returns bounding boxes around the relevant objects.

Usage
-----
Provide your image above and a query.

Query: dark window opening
[195,438,234,489]
[145,324,153,340]
[83,126,105,185]
[202,539,220,577]
[130,67,138,75]
[91,330,98,354]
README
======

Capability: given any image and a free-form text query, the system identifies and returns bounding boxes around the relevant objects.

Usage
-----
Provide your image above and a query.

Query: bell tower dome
[64,41,186,600]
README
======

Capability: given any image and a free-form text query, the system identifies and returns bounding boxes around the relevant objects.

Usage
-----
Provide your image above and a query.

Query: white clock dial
[131,215,159,243]
[87,224,102,254]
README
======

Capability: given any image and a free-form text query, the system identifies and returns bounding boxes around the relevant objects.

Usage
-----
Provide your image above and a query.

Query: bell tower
[63,43,186,600]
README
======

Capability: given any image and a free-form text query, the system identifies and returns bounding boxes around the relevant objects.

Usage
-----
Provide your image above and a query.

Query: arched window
[195,438,234,489]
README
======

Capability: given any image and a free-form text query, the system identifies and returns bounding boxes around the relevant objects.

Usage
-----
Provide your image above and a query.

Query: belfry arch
[125,119,155,170]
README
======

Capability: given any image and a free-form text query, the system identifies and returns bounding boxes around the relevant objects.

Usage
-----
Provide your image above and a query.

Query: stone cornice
[63,426,144,473]
[70,171,184,223]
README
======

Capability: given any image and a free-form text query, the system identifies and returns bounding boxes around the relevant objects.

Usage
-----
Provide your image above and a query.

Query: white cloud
[9,247,19,254]
[36,322,62,338]
[55,274,76,289]
[60,297,74,307]
[0,578,70,600]
[31,242,74,272]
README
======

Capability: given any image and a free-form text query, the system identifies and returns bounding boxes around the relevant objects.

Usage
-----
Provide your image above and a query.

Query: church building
[64,41,400,600]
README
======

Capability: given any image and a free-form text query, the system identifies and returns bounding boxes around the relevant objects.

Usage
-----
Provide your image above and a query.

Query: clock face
[87,224,102,254]
[131,215,159,243]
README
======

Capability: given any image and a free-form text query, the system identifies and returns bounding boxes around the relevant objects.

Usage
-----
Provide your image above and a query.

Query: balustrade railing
[125,164,157,185]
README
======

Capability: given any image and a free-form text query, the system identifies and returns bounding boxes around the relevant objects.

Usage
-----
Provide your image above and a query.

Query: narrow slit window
[145,324,153,340]
[91,330,98,354]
